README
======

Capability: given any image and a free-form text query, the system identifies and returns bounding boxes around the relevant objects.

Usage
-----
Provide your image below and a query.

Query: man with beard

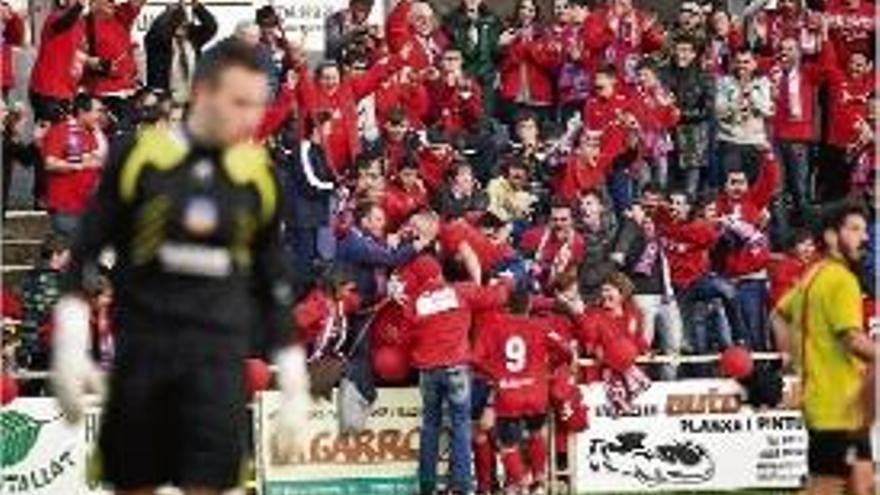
[772,202,875,495]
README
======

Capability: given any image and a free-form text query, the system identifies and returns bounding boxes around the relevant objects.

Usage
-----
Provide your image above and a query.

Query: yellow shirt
[776,258,866,431]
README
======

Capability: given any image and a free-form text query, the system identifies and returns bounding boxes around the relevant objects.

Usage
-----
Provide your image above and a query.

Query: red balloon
[244,358,272,400]
[603,338,639,373]
[372,346,410,384]
[1,374,19,405]
[719,346,754,380]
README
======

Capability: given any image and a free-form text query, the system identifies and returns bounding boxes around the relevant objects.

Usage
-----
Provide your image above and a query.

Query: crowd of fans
[0,0,876,492]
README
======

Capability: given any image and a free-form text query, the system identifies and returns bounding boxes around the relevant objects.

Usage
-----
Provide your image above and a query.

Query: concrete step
[3,240,42,267]
[4,210,50,240]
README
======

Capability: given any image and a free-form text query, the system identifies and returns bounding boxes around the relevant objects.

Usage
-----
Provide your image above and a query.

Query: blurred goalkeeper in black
[50,39,311,495]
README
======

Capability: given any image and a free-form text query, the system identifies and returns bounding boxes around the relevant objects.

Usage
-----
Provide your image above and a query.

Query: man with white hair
[386,0,447,74]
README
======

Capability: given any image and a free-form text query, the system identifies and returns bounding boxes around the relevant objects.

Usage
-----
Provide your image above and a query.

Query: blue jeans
[736,278,769,351]
[677,274,747,351]
[418,365,472,495]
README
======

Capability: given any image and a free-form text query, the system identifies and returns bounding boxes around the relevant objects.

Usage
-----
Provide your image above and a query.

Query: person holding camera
[145,0,218,104]
[326,0,380,63]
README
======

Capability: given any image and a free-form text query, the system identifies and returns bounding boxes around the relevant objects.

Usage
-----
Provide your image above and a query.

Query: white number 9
[505,336,527,373]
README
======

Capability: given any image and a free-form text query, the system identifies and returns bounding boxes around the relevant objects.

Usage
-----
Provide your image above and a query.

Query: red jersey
[582,90,638,158]
[769,254,814,306]
[439,219,514,274]
[41,119,100,215]
[826,0,875,72]
[473,311,571,417]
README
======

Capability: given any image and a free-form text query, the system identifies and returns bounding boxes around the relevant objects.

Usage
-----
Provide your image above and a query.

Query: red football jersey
[473,311,570,418]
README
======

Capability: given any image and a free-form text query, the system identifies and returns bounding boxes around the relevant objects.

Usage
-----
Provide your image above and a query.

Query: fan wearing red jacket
[374,67,431,129]
[752,0,823,58]
[472,292,572,495]
[519,200,586,293]
[574,272,650,414]
[820,44,875,201]
[825,0,875,73]
[582,65,640,159]
[769,228,818,306]
[393,253,510,495]
[40,94,104,237]
[553,128,614,204]
[763,37,830,212]
[83,0,144,131]
[386,0,448,75]
[1,4,24,97]
[581,0,664,86]
[292,269,361,360]
[381,159,429,231]
[632,61,680,189]
[496,0,562,125]
[713,152,780,350]
[28,0,85,122]
[652,192,750,355]
[437,216,516,284]
[424,48,483,139]
[295,49,408,175]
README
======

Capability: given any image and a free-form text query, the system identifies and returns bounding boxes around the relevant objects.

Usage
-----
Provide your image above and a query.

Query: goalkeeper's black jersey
[67,125,294,352]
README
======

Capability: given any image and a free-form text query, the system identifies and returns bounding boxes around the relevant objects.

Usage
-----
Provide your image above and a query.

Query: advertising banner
[133,0,385,53]
[573,378,808,493]
[0,398,105,495]
[257,388,422,495]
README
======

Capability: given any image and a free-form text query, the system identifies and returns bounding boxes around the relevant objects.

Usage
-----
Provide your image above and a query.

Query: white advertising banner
[132,0,385,54]
[257,388,423,495]
[0,398,106,495]
[573,378,808,493]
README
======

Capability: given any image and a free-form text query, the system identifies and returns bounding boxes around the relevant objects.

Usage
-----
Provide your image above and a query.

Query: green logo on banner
[1,410,48,467]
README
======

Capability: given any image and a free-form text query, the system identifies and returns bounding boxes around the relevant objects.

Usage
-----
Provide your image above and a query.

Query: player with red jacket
[581,0,664,86]
[28,0,86,121]
[437,216,516,284]
[472,292,572,495]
